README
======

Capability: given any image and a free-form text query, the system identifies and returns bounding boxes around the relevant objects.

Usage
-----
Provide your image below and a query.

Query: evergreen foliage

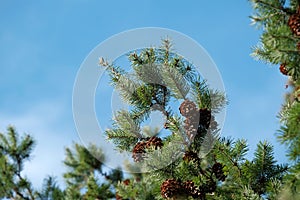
[62,143,121,199]
[250,0,300,198]
[1,1,299,198]
[99,39,288,199]
[36,176,64,200]
[0,126,120,199]
[63,143,105,187]
[0,126,36,200]
[83,174,114,200]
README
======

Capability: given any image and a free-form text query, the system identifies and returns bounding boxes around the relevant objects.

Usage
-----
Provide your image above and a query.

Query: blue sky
[0,0,289,188]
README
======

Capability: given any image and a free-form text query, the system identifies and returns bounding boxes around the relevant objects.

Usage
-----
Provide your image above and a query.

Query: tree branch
[255,0,293,15]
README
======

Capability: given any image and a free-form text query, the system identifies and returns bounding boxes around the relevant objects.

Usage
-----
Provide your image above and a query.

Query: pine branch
[250,13,283,26]
[216,143,242,178]
[269,33,299,41]
[253,141,276,173]
[160,64,190,99]
[290,0,300,10]
[17,175,35,200]
[134,63,165,86]
[165,115,190,146]
[277,102,300,161]
[241,186,263,200]
[106,128,139,151]
[277,49,300,53]
[63,144,105,190]
[139,137,185,172]
[209,89,228,113]
[114,74,141,104]
[130,105,151,122]
[231,139,249,163]
[113,110,142,138]
[159,38,173,64]
[251,0,293,15]
[0,127,36,200]
[13,187,30,200]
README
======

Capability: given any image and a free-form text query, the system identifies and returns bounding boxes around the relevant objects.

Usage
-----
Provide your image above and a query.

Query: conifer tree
[83,174,114,200]
[63,143,122,199]
[99,39,287,199]
[2,1,300,198]
[0,126,121,199]
[0,126,36,200]
[36,176,64,200]
[249,0,300,198]
[63,143,105,188]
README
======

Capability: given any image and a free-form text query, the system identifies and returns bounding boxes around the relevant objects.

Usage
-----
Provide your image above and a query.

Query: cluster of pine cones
[160,179,202,199]
[280,6,300,75]
[179,99,216,140]
[160,159,227,199]
[132,136,163,162]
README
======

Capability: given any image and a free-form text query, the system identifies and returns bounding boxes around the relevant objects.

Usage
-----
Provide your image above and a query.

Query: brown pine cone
[183,180,202,198]
[123,179,130,186]
[199,108,212,129]
[179,99,198,117]
[212,162,227,181]
[146,136,163,149]
[288,13,300,36]
[161,179,185,199]
[184,118,198,139]
[132,141,147,162]
[201,180,217,193]
[279,64,288,75]
[132,137,163,162]
[209,116,218,130]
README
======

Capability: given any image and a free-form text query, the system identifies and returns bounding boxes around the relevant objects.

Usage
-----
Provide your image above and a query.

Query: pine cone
[146,136,163,149]
[202,180,217,193]
[184,118,198,139]
[209,116,218,130]
[123,179,130,185]
[183,150,200,163]
[161,179,185,199]
[183,180,202,198]
[132,141,147,162]
[212,162,227,181]
[132,137,163,162]
[288,13,300,36]
[199,108,212,129]
[179,99,197,117]
[279,64,288,75]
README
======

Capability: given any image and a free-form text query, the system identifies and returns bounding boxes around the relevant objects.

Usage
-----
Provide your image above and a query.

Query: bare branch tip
[99,57,109,67]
